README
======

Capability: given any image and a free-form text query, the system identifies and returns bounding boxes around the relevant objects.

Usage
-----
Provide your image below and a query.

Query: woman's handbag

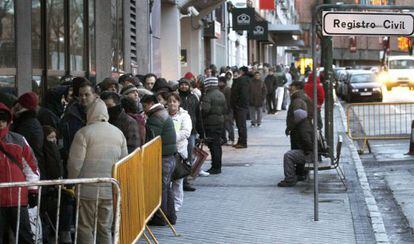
[191,142,209,179]
[172,152,191,181]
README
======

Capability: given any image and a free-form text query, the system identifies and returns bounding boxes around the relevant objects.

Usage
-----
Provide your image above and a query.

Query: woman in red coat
[304,72,325,129]
[0,102,39,243]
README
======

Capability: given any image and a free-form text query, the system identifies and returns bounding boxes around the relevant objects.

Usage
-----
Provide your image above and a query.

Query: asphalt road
[344,86,414,243]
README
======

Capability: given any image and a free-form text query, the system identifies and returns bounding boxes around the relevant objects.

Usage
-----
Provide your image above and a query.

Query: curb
[336,102,390,244]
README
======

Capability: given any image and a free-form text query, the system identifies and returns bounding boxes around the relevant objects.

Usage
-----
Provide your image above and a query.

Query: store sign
[249,21,268,41]
[204,21,221,39]
[214,21,221,39]
[232,8,255,31]
[323,11,414,36]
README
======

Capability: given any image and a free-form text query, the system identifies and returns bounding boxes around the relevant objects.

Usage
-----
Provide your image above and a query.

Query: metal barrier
[347,102,414,140]
[112,148,149,243]
[0,178,121,244]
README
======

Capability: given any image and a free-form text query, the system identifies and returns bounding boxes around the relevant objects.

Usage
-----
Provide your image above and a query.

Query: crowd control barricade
[0,178,121,244]
[113,148,149,243]
[347,102,414,140]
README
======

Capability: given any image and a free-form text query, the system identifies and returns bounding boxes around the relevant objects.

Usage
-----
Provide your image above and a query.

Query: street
[343,86,414,243]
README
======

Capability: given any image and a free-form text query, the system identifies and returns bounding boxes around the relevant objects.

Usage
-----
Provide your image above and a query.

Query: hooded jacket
[0,103,39,207]
[304,72,325,109]
[170,108,192,158]
[67,99,128,199]
[201,87,227,130]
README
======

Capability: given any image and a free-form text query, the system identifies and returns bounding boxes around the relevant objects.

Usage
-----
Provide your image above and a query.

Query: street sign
[322,11,414,36]
[248,21,268,41]
[231,8,255,31]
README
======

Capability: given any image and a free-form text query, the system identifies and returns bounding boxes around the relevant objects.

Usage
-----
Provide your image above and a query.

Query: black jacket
[201,87,226,130]
[230,75,250,109]
[42,140,64,180]
[11,110,44,164]
[291,118,314,154]
[109,107,140,153]
[264,74,277,94]
[179,91,200,135]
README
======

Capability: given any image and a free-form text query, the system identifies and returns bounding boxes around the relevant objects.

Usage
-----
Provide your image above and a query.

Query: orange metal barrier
[141,137,163,222]
[113,148,148,243]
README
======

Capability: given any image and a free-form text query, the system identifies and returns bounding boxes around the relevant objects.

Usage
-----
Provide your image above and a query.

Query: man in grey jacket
[68,98,128,244]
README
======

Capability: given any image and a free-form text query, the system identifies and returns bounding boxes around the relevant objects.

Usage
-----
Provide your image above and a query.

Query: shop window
[89,0,96,75]
[70,0,84,71]
[0,0,15,68]
[0,75,16,95]
[47,0,65,70]
[32,0,41,69]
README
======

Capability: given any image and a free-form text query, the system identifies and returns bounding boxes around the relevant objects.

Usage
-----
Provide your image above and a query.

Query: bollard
[407,121,414,155]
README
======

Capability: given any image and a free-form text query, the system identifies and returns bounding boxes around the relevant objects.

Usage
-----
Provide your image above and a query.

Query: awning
[268,24,303,35]
[271,34,304,47]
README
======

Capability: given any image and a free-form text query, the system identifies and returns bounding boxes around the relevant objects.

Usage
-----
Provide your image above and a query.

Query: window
[32,0,41,69]
[111,0,124,73]
[70,0,84,71]
[0,0,15,68]
[47,0,65,70]
[89,0,96,75]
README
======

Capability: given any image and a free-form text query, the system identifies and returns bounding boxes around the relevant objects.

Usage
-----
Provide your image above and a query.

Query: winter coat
[304,72,325,110]
[110,107,140,153]
[291,118,314,154]
[145,103,177,157]
[286,90,313,133]
[59,101,86,161]
[37,106,60,129]
[219,86,232,121]
[67,99,128,199]
[179,91,200,135]
[11,109,44,165]
[127,112,146,147]
[230,75,250,109]
[264,74,277,94]
[201,87,226,130]
[170,108,192,158]
[249,79,267,107]
[42,140,64,180]
[275,72,287,87]
[0,104,39,207]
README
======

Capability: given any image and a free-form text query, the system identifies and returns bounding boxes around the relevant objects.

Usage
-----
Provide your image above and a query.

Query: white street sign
[322,11,414,36]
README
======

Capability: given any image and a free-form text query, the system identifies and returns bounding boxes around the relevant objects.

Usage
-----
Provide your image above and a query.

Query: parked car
[342,70,382,103]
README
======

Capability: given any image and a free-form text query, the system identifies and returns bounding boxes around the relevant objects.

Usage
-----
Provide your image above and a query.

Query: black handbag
[172,152,191,180]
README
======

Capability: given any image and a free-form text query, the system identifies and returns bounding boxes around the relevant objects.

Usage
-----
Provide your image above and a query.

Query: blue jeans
[162,155,176,222]
[187,134,197,164]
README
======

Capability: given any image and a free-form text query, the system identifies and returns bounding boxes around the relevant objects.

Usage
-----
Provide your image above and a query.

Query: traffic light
[398,37,410,51]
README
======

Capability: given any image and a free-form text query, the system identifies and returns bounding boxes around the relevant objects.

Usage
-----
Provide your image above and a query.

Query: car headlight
[352,89,359,93]
[378,72,390,83]
[373,87,381,92]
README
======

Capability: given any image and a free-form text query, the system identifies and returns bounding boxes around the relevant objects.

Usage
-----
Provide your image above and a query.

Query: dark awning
[268,24,303,35]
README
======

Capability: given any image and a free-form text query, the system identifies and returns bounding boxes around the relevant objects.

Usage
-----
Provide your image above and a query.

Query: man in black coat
[264,68,277,114]
[230,66,250,148]
[278,109,314,187]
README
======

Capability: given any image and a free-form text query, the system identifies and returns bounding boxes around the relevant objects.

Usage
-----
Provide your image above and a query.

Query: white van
[383,55,414,91]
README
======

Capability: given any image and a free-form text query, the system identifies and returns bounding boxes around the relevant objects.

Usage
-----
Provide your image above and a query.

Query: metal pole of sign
[311,5,319,222]
[311,3,414,222]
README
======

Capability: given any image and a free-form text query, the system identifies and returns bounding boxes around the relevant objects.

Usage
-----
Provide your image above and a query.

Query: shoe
[297,175,307,181]
[199,170,210,177]
[277,180,296,187]
[234,144,247,149]
[227,140,235,146]
[183,184,196,191]
[207,168,221,174]
[148,217,166,226]
[257,124,261,127]
[250,124,256,127]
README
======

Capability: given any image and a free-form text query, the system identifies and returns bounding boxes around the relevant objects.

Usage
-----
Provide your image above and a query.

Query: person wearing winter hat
[0,102,39,243]
[121,96,146,146]
[200,76,227,174]
[121,84,140,100]
[278,109,313,187]
[11,92,45,167]
[99,77,119,93]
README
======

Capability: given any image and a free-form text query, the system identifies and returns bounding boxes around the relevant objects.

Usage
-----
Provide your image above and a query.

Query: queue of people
[0,60,317,243]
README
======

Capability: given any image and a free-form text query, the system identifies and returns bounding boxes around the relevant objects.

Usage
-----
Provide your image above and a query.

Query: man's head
[141,94,158,114]
[118,73,133,87]
[78,82,96,108]
[144,73,157,90]
[13,92,38,115]
[72,77,89,98]
[204,68,212,78]
[204,77,218,90]
[218,76,227,89]
[121,85,140,102]
[239,66,248,76]
[100,91,121,108]
[99,77,119,93]
[254,72,261,80]
[289,81,303,94]
[0,103,11,130]
[178,78,191,93]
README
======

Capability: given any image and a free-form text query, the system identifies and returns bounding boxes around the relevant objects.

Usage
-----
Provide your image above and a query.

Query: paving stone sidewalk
[148,111,357,244]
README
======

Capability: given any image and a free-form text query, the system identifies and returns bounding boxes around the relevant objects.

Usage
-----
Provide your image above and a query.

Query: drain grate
[222,162,252,167]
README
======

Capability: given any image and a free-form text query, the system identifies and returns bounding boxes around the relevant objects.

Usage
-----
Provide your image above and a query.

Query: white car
[381,56,414,91]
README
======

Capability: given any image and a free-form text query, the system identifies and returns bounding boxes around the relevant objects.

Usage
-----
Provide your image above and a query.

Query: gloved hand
[62,186,75,198]
[28,191,38,208]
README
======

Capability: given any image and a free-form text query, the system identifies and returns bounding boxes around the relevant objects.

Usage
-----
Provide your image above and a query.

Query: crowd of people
[0,61,322,243]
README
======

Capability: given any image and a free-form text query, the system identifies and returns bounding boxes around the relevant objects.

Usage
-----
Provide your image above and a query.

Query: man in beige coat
[68,98,127,244]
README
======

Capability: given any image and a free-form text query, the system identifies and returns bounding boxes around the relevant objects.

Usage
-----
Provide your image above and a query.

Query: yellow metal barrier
[141,137,163,222]
[113,148,149,243]
[346,102,414,140]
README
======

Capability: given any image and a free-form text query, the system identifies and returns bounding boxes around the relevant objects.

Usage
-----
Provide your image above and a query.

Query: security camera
[187,6,199,16]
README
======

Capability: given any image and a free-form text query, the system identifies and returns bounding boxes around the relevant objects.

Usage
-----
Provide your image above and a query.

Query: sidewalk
[149,111,357,244]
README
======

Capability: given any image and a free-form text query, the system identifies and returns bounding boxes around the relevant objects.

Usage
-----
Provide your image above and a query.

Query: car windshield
[389,59,414,69]
[350,74,375,83]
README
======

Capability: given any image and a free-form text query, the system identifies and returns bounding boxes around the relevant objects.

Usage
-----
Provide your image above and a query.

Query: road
[344,86,414,243]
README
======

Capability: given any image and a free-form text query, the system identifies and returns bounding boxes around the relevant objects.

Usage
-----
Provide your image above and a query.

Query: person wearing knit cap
[278,109,314,187]
[99,77,119,93]
[11,93,44,165]
[200,76,226,174]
